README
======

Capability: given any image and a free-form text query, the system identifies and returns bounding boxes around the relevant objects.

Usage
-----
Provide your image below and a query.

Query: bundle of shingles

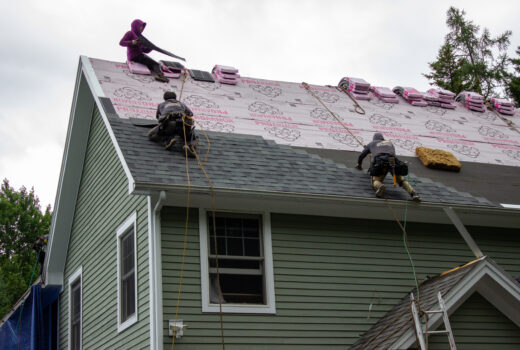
[160,61,184,79]
[455,91,485,112]
[490,97,515,116]
[338,77,372,100]
[392,86,427,106]
[423,88,457,109]
[212,65,240,85]
[370,86,399,103]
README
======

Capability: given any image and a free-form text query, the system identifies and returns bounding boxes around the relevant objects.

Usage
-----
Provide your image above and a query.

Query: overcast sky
[1,0,519,208]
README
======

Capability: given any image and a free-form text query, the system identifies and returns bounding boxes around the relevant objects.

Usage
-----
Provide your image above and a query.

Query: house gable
[45,56,135,287]
[57,105,150,349]
[347,257,520,350]
[428,292,520,350]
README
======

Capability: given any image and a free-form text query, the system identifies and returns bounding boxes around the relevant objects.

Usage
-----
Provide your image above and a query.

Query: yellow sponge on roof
[415,147,461,172]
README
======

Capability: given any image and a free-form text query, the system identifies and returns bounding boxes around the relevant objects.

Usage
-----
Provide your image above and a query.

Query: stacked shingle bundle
[455,91,485,112]
[160,61,184,78]
[393,86,428,106]
[212,65,240,85]
[422,90,439,106]
[425,88,457,109]
[370,86,399,103]
[338,77,372,100]
[490,97,515,115]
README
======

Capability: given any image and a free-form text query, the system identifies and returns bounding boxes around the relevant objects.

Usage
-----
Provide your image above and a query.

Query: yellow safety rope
[187,117,226,350]
[170,114,192,350]
[335,85,366,115]
[171,73,225,349]
[170,113,226,350]
[334,85,366,115]
[304,79,422,301]
[302,82,365,147]
[179,71,187,100]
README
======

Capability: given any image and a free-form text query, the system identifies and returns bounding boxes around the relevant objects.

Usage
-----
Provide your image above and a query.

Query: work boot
[375,184,386,198]
[410,191,421,202]
[154,73,169,83]
[164,138,176,150]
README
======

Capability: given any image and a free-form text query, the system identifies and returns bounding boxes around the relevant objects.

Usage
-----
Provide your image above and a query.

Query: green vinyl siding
[429,292,520,350]
[161,209,520,349]
[59,107,149,349]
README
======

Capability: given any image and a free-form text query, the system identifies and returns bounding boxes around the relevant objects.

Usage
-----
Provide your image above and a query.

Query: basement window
[199,210,276,314]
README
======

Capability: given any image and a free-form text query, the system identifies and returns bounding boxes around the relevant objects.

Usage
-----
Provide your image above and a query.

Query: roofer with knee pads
[148,91,197,155]
[355,133,420,201]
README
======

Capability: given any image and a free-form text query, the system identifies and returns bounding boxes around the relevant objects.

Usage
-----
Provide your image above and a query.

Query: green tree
[424,6,511,98]
[506,46,520,106]
[0,179,51,317]
[424,42,469,93]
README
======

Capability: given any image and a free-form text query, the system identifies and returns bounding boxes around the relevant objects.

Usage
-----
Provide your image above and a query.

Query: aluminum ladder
[410,291,457,350]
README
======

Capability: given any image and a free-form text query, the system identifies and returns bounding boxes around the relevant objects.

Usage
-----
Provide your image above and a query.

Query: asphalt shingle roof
[107,113,497,207]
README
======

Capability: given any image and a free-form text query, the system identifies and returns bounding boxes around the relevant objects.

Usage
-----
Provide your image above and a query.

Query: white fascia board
[44,59,94,286]
[391,259,520,349]
[133,184,520,228]
[44,56,138,286]
[80,56,135,194]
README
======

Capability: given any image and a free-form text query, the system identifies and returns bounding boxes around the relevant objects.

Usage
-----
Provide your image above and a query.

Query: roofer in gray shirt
[355,133,420,201]
[148,91,197,154]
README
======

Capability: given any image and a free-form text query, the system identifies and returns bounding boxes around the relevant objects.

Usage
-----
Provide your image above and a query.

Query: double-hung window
[199,210,276,314]
[117,212,138,332]
[68,267,82,350]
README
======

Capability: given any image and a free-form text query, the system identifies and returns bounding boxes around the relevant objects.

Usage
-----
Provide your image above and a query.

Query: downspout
[443,206,484,258]
[148,191,166,350]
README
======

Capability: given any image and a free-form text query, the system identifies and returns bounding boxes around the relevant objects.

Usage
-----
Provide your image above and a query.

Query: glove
[355,164,363,170]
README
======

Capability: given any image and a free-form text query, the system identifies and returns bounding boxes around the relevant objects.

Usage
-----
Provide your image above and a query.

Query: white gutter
[132,182,520,229]
[148,191,166,350]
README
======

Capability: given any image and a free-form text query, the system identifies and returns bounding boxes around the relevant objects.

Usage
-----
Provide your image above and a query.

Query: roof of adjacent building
[348,257,520,350]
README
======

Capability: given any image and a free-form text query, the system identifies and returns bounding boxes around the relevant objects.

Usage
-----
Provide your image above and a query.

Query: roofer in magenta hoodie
[355,133,420,201]
[120,19,169,83]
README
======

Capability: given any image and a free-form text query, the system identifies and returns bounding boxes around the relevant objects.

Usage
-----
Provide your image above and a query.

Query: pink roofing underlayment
[90,58,520,167]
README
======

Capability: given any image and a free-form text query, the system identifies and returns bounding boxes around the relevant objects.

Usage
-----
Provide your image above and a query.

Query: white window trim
[199,209,276,314]
[68,266,82,350]
[116,211,138,332]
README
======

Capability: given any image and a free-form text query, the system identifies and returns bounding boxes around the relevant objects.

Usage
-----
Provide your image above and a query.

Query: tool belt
[369,154,408,176]
[158,112,184,123]
[158,113,193,132]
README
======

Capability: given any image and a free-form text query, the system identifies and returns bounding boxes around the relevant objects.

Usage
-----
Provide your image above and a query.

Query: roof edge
[134,182,520,228]
[391,258,520,349]
[44,58,93,285]
[44,56,137,286]
[79,55,135,193]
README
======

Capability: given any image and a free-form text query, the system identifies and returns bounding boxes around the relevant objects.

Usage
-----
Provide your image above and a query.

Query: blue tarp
[0,284,60,350]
